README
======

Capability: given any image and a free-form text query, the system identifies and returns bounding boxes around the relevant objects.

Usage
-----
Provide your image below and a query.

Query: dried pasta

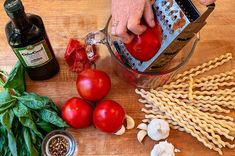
[173,53,232,81]
[135,53,235,155]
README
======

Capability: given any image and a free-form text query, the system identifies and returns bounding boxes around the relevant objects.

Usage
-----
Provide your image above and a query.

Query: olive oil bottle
[4,0,59,80]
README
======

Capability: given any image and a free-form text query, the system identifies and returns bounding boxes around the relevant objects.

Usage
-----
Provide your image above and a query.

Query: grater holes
[163,35,167,40]
[168,11,174,16]
[138,62,142,66]
[171,15,178,20]
[161,1,167,6]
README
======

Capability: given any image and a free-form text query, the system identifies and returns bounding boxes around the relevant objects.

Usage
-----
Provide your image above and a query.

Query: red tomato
[93,100,125,133]
[64,39,98,73]
[62,97,93,129]
[125,21,162,61]
[76,69,111,101]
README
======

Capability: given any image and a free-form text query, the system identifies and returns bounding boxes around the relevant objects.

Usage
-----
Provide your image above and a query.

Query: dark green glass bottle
[4,0,59,80]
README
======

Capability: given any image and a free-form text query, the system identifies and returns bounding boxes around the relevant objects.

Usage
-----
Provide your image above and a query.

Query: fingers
[143,0,155,27]
[111,0,155,43]
[111,19,134,43]
[198,0,216,5]
[126,0,148,35]
[127,17,147,35]
[111,0,134,43]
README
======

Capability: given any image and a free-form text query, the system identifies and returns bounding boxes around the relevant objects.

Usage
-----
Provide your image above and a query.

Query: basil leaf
[0,110,14,131]
[13,103,43,139]
[0,110,18,156]
[34,137,43,155]
[39,109,69,128]
[36,119,57,133]
[2,144,10,156]
[0,137,6,152]
[0,89,12,103]
[13,102,32,118]
[23,127,39,156]
[7,131,17,156]
[29,129,37,145]
[4,61,26,93]
[0,90,17,113]
[0,127,7,152]
[0,125,7,154]
[18,128,30,156]
[49,101,60,113]
[15,92,51,110]
[19,142,28,156]
[18,117,43,139]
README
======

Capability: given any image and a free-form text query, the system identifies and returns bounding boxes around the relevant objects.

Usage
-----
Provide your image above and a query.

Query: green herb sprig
[0,61,68,156]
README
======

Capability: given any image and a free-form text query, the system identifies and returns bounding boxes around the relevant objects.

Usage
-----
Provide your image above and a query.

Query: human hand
[111,0,155,43]
[111,0,216,44]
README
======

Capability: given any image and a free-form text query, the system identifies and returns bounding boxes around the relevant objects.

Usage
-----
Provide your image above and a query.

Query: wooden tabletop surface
[0,0,235,156]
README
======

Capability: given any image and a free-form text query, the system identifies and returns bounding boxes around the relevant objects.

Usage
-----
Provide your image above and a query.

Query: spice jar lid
[42,130,77,156]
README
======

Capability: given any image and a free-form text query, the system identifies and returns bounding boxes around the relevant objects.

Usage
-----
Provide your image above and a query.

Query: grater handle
[195,3,215,23]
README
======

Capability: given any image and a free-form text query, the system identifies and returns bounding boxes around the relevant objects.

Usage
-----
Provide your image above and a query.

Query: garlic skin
[151,141,175,156]
[147,119,170,141]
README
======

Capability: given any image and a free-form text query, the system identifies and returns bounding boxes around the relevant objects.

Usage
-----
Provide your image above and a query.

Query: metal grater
[114,0,215,73]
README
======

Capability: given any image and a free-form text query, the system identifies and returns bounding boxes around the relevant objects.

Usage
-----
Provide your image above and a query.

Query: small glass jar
[42,130,77,156]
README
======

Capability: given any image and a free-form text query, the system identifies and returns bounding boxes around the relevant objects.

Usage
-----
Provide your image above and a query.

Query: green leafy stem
[0,61,68,156]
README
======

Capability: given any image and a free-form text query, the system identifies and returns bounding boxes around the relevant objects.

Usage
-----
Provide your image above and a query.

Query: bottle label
[14,40,52,68]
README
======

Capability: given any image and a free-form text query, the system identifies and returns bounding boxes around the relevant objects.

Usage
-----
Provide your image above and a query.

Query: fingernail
[201,0,206,3]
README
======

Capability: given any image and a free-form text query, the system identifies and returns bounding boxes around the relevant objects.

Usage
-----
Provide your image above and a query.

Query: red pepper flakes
[64,39,98,73]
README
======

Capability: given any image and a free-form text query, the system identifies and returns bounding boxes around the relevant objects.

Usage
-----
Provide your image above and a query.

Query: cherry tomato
[125,21,162,61]
[93,100,125,133]
[76,69,111,101]
[62,97,93,129]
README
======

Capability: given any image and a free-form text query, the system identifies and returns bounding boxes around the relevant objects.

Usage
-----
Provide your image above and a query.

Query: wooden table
[0,0,234,156]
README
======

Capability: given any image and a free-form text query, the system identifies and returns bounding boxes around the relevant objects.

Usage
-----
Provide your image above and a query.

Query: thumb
[198,0,216,5]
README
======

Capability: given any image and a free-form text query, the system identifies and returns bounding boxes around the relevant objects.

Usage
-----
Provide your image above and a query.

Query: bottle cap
[4,0,24,17]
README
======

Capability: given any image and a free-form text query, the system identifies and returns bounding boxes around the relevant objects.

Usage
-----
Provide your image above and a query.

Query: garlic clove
[142,119,150,123]
[137,123,148,130]
[114,125,126,135]
[126,115,135,130]
[137,130,147,143]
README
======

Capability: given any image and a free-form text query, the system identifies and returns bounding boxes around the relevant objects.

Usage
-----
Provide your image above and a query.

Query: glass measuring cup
[85,16,200,88]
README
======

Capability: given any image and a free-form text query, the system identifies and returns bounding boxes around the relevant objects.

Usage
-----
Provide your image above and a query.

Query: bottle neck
[9,9,32,31]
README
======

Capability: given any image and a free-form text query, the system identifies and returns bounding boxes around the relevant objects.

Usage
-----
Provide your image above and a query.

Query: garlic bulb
[147,119,170,141]
[151,141,175,156]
